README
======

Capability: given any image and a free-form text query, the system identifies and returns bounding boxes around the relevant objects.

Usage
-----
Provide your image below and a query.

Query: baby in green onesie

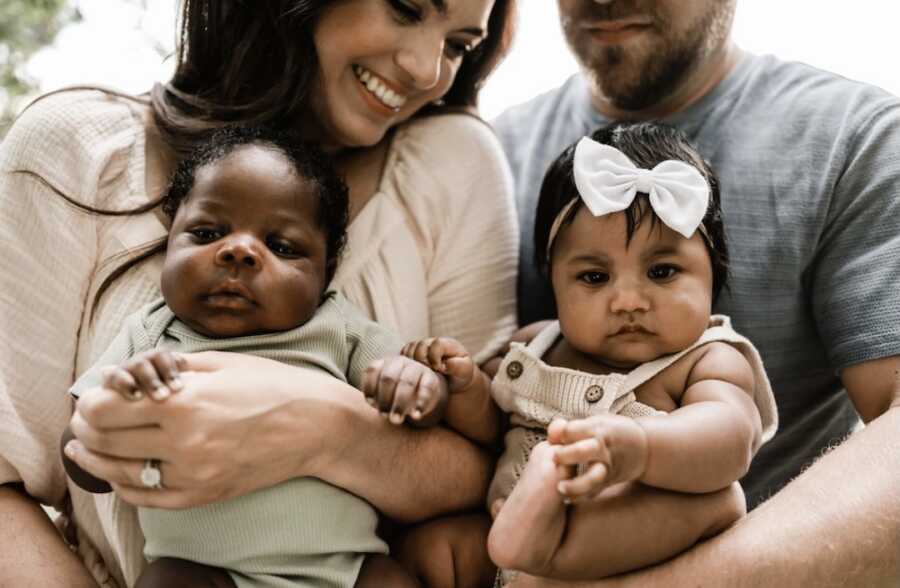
[60,125,426,588]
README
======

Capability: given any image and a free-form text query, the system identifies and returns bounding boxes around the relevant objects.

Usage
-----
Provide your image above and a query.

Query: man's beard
[564,1,734,112]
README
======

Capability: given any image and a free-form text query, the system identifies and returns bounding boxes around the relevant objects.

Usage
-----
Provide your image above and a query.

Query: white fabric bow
[572,137,710,238]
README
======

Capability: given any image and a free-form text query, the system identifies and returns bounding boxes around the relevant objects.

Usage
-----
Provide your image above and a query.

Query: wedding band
[140,459,164,489]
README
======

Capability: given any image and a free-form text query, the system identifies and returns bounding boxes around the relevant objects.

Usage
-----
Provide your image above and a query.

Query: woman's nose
[395,34,443,91]
[214,235,262,269]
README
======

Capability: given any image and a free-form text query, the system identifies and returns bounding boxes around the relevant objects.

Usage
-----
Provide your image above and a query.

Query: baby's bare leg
[549,481,746,580]
[394,512,495,588]
[134,557,237,588]
[488,442,567,575]
[355,554,420,588]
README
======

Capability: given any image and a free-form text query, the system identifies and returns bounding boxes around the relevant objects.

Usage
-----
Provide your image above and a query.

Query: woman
[0,1,517,586]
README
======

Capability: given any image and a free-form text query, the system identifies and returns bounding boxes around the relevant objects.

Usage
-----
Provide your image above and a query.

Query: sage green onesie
[69,292,400,588]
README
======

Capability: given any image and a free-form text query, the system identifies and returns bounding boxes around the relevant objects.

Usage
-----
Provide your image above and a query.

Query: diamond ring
[140,459,164,489]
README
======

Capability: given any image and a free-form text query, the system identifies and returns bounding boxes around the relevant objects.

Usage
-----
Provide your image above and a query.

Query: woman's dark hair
[534,122,730,303]
[163,125,349,284]
[151,0,518,155]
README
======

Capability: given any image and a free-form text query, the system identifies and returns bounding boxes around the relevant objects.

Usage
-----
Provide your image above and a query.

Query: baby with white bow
[364,123,778,584]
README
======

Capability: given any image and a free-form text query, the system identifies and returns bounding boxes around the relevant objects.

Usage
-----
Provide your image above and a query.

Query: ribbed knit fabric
[69,294,395,588]
[0,90,518,588]
[490,316,777,586]
[488,315,777,513]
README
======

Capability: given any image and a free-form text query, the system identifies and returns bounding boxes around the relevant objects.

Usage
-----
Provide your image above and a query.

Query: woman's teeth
[354,65,407,110]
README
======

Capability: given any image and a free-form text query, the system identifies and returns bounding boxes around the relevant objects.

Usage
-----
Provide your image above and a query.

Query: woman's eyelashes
[385,0,478,59]
[388,0,422,23]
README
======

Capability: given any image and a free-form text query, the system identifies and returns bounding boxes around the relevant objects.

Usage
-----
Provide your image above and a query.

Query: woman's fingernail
[154,387,170,400]
[389,413,404,425]
[169,377,183,391]
[64,442,76,458]
[412,409,422,419]
[128,389,144,400]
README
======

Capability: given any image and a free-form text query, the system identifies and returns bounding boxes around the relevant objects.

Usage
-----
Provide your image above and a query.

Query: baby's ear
[60,426,112,494]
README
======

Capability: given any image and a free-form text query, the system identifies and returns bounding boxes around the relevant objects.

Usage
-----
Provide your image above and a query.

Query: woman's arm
[66,351,493,522]
[0,485,98,587]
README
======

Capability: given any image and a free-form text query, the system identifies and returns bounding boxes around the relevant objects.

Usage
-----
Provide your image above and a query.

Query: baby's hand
[104,350,185,401]
[401,337,475,393]
[547,415,649,501]
[362,356,449,427]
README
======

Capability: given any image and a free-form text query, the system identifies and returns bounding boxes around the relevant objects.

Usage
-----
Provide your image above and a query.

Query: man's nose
[214,234,262,269]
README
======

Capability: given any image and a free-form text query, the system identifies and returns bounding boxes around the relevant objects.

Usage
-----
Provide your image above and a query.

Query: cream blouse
[0,90,518,587]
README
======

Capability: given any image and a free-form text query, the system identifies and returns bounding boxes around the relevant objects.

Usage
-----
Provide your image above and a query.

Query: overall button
[584,385,603,403]
[506,361,524,380]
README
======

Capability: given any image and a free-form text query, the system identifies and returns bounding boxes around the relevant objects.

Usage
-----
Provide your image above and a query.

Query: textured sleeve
[396,115,519,363]
[809,99,900,369]
[336,295,404,389]
[0,91,143,506]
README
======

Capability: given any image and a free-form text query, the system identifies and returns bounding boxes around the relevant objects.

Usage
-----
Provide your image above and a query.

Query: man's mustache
[563,1,660,26]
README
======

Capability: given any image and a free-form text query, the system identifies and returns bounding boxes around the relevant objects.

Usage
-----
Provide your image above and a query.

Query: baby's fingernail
[412,409,422,419]
[128,389,144,400]
[169,377,183,391]
[389,413,404,425]
[153,387,170,400]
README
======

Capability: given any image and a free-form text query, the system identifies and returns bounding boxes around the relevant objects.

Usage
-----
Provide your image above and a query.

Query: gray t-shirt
[492,53,900,507]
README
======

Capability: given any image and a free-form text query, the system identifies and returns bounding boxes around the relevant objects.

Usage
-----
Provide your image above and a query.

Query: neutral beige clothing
[489,315,778,508]
[489,316,777,586]
[0,90,518,587]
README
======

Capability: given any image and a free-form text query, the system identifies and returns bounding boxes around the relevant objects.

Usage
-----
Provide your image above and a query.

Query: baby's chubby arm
[61,350,185,493]
[363,337,500,445]
[555,342,762,498]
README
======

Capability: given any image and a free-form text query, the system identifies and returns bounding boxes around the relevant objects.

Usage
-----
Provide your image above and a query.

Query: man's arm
[0,485,99,587]
[510,355,900,588]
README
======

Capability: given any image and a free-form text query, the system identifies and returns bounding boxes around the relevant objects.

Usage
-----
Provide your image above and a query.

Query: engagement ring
[140,459,163,489]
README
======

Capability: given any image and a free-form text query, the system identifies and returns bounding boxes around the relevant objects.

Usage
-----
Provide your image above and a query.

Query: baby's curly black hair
[163,124,349,285]
[534,122,730,303]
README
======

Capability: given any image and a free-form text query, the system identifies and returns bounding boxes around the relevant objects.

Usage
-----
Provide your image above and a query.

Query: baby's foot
[488,442,566,573]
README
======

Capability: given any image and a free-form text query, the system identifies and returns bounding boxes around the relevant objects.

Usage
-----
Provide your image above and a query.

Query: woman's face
[310,0,495,149]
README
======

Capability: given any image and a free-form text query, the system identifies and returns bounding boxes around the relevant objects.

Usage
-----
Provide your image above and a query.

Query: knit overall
[489,315,777,585]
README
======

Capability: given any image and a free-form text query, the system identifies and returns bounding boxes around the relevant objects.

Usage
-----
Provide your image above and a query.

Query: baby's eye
[266,237,300,258]
[189,227,222,242]
[648,264,679,281]
[578,271,609,285]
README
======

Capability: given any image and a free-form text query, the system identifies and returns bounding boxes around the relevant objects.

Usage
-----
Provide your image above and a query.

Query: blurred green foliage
[1,0,80,135]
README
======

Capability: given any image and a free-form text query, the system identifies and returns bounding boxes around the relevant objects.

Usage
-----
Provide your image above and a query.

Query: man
[493,0,900,585]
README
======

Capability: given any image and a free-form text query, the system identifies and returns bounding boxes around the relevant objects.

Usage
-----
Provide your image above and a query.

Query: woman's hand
[64,351,356,509]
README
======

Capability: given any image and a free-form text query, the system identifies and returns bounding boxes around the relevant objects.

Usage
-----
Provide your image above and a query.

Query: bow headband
[546,137,711,260]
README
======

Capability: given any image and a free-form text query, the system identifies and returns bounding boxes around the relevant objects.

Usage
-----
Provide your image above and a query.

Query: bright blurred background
[2,1,899,134]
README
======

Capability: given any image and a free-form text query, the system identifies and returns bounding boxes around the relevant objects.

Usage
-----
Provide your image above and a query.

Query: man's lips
[582,18,653,43]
